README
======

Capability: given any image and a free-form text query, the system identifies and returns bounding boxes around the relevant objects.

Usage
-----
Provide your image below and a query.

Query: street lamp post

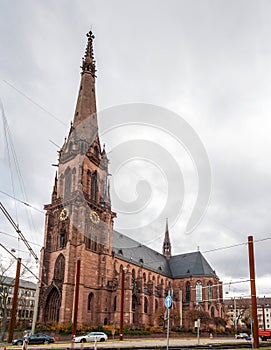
[119,267,128,341]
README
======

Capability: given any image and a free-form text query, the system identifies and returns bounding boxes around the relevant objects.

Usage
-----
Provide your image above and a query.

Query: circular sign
[165,295,172,309]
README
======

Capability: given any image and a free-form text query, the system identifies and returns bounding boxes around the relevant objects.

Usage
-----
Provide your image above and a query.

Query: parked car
[72,332,108,343]
[12,333,55,345]
[259,329,271,341]
[236,333,249,339]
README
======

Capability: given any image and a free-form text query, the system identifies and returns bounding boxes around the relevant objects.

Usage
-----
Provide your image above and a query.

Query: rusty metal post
[248,236,259,348]
[119,268,125,341]
[8,258,21,343]
[72,259,81,339]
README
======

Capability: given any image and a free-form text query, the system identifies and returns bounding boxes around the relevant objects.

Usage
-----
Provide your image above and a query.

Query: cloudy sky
[0,0,271,298]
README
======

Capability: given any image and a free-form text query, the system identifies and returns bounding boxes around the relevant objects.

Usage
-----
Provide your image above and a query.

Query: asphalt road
[2,337,270,349]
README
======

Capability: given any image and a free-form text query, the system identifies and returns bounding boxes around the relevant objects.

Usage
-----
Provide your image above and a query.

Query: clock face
[59,208,69,221]
[90,210,100,224]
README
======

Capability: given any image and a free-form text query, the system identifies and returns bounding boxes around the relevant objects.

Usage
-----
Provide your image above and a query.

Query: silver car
[72,332,108,343]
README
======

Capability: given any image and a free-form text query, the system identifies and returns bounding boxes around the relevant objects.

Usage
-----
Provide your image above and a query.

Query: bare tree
[187,310,211,330]
[0,259,15,341]
[0,258,32,341]
[153,307,180,329]
[235,299,251,330]
[213,317,227,331]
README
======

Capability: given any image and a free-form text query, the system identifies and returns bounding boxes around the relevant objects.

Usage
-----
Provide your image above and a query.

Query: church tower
[162,218,171,259]
[38,32,116,325]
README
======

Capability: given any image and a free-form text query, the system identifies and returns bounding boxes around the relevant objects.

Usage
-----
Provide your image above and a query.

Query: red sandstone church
[37,32,225,329]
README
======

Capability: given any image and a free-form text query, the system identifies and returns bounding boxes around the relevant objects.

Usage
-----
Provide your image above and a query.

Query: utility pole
[119,267,126,341]
[179,290,182,328]
[248,236,259,348]
[8,258,21,343]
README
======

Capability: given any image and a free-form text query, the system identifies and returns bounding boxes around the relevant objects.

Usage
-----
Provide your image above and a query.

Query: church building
[38,32,224,329]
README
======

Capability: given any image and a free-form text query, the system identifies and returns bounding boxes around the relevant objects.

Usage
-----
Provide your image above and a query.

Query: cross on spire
[81,31,96,76]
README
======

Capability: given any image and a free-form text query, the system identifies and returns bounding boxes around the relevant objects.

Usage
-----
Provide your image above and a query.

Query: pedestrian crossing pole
[165,290,173,350]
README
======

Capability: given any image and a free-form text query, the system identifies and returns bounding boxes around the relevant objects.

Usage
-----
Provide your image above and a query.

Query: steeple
[51,172,58,201]
[73,31,97,131]
[163,218,171,259]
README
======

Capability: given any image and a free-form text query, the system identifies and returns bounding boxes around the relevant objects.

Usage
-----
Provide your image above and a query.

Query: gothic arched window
[94,146,99,158]
[54,254,65,282]
[132,295,137,311]
[207,281,212,301]
[186,281,191,302]
[211,306,215,318]
[64,167,72,197]
[155,299,158,311]
[91,171,98,202]
[87,170,91,196]
[144,296,148,314]
[113,295,117,311]
[196,281,202,302]
[143,272,146,283]
[87,292,94,311]
[72,168,76,192]
[59,229,67,249]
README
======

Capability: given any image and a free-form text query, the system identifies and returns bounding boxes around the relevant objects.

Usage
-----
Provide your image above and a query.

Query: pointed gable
[168,251,218,278]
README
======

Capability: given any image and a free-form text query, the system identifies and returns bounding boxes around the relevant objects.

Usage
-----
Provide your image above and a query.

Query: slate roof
[168,251,218,278]
[1,276,37,290]
[112,230,218,279]
[112,230,171,276]
[224,297,271,308]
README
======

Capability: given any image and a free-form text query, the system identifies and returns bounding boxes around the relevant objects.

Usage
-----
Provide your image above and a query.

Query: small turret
[51,172,58,201]
[162,218,171,259]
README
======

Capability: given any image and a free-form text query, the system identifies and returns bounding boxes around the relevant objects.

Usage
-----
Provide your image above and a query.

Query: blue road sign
[165,295,172,308]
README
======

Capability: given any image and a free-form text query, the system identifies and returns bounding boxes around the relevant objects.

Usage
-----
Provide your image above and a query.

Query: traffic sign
[165,295,172,308]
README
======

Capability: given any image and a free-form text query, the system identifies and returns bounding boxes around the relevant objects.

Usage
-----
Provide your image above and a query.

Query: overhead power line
[0,242,44,286]
[2,80,67,127]
[0,190,44,214]
[203,237,271,254]
[0,230,41,247]
[0,202,39,263]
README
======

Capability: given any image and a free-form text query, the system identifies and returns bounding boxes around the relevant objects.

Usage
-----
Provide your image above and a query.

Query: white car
[72,332,108,343]
[236,333,249,339]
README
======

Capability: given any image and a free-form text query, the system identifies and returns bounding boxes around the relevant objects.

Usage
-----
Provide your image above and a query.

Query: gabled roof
[1,276,37,290]
[168,251,218,278]
[112,230,218,279]
[224,297,271,308]
[112,230,172,276]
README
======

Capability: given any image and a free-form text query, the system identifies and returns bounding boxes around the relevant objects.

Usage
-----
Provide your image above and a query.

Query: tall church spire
[73,31,97,130]
[163,218,171,259]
